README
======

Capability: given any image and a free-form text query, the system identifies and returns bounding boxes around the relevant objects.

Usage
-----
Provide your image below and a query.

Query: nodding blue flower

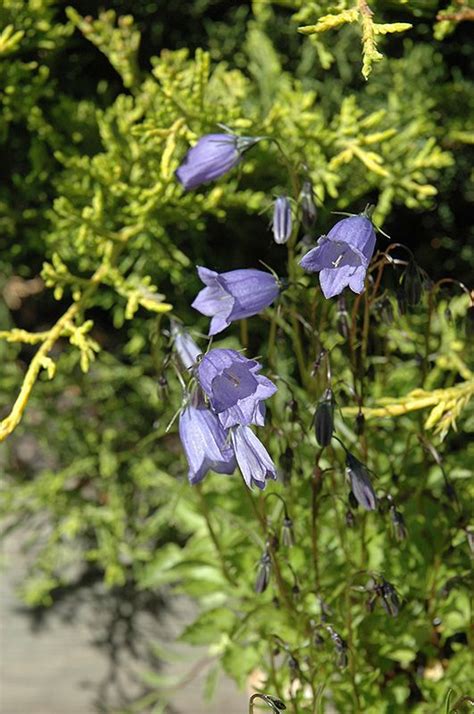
[197,348,277,428]
[230,425,277,489]
[175,133,262,190]
[346,452,377,511]
[171,322,201,370]
[179,400,236,484]
[300,215,376,299]
[272,196,292,245]
[192,267,280,336]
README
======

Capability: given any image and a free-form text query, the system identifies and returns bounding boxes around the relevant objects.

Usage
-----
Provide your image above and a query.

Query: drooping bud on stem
[314,387,335,447]
[255,550,272,593]
[272,196,292,245]
[346,452,377,511]
[299,179,317,231]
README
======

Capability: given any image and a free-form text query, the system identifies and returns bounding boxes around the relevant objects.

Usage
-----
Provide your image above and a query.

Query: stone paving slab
[0,533,248,714]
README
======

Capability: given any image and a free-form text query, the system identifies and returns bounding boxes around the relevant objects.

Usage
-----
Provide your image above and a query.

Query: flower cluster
[175,327,277,489]
[173,131,382,492]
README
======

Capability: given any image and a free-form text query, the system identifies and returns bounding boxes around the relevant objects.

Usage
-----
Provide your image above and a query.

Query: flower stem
[195,485,237,586]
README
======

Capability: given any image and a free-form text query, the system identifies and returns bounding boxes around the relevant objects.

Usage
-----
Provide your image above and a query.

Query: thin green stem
[195,485,237,586]
[240,317,249,350]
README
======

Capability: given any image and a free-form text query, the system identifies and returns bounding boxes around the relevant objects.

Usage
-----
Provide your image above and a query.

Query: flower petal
[231,425,277,489]
[326,216,376,265]
[179,405,236,484]
[348,265,368,294]
[318,266,354,299]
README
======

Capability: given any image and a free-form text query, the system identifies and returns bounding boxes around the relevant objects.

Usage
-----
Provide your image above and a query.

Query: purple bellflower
[231,425,277,489]
[272,196,292,245]
[192,267,279,336]
[175,133,262,190]
[197,348,277,428]
[171,322,201,370]
[179,401,236,484]
[300,215,376,299]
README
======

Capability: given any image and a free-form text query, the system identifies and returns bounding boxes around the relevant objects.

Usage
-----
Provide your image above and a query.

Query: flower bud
[346,453,377,511]
[272,196,292,245]
[255,551,272,593]
[299,180,317,231]
[355,409,365,436]
[288,656,300,679]
[402,260,423,306]
[379,580,400,617]
[390,506,407,541]
[314,388,335,447]
[396,287,408,315]
[263,695,286,711]
[281,516,294,547]
[345,509,355,528]
[279,447,294,484]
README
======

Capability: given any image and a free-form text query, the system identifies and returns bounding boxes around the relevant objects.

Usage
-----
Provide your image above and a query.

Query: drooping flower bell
[231,425,277,489]
[175,133,262,190]
[192,267,280,336]
[272,196,292,245]
[171,321,201,370]
[346,452,377,511]
[300,215,376,299]
[178,399,236,484]
[197,348,277,428]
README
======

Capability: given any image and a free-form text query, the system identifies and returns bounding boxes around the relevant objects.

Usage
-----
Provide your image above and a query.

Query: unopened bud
[314,388,335,447]
[396,287,408,315]
[345,509,355,528]
[403,260,423,306]
[279,447,294,484]
[390,507,407,541]
[380,580,400,617]
[281,516,294,547]
[255,551,271,593]
[355,410,365,436]
[272,196,292,245]
[299,180,317,231]
[346,453,377,511]
[264,694,286,711]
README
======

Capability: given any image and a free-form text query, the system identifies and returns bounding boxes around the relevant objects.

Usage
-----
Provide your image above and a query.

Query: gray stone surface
[0,533,248,714]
